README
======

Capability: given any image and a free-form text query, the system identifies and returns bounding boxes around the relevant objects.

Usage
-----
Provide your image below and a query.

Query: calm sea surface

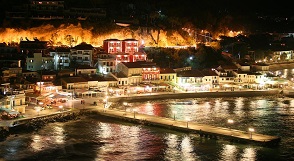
[0,96,293,161]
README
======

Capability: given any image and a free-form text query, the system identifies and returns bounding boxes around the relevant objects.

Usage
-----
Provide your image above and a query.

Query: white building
[50,47,71,70]
[96,53,116,74]
[26,53,54,71]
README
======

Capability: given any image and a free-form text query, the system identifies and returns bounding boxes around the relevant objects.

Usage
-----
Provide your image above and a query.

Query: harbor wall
[109,90,281,102]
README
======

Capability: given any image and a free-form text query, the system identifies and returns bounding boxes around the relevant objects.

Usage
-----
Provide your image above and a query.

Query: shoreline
[108,90,281,102]
[0,89,282,142]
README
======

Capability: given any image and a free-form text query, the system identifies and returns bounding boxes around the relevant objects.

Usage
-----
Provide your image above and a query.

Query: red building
[122,39,138,54]
[103,39,122,54]
[142,64,160,83]
[103,38,146,63]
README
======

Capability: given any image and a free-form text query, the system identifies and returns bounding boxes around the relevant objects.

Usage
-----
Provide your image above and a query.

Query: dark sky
[158,0,292,17]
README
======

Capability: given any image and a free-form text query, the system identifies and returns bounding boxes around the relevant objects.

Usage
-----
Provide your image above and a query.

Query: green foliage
[146,45,224,69]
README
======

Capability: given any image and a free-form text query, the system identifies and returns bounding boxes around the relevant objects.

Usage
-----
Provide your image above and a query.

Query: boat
[171,100,193,105]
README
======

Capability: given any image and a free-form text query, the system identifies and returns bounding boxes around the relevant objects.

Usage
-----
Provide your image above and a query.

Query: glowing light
[220,144,238,160]
[0,24,191,47]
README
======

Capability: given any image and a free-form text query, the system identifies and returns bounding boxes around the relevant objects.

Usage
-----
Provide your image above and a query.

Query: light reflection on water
[0,96,293,161]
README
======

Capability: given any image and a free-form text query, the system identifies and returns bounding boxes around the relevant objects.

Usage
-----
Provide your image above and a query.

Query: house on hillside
[70,43,94,67]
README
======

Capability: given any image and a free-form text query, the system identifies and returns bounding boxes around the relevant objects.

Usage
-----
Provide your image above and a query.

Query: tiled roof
[72,43,93,50]
[112,71,127,78]
[160,68,175,74]
[201,69,218,76]
[177,69,203,77]
[61,77,88,83]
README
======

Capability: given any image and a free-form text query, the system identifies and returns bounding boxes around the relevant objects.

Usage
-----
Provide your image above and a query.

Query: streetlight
[172,110,177,120]
[39,102,43,109]
[59,105,63,112]
[249,127,255,139]
[227,119,234,135]
[104,96,108,109]
[35,106,41,116]
[133,108,137,118]
[123,102,128,111]
[186,118,190,128]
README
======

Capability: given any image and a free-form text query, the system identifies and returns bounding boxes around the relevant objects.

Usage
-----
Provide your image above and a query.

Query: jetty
[98,108,281,147]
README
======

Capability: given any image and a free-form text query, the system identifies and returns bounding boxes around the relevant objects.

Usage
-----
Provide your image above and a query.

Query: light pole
[123,102,128,111]
[133,108,137,118]
[104,96,108,109]
[35,106,41,116]
[10,88,14,110]
[228,119,234,127]
[186,118,190,128]
[59,105,63,112]
[249,127,255,139]
[172,110,177,120]
[228,119,234,135]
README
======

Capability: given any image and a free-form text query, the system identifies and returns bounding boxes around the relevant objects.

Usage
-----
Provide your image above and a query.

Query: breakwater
[0,109,95,141]
[94,108,281,147]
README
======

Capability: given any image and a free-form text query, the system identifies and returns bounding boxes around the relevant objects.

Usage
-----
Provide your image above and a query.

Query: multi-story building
[2,67,23,82]
[116,61,157,85]
[67,7,106,19]
[26,53,54,71]
[215,69,235,90]
[201,69,219,89]
[176,69,203,91]
[251,63,269,73]
[30,0,65,19]
[0,83,27,114]
[96,53,116,74]
[272,50,293,62]
[142,64,160,83]
[159,68,177,85]
[103,39,122,54]
[122,39,138,54]
[70,43,94,67]
[19,39,49,56]
[76,65,96,75]
[50,47,71,70]
[103,38,146,63]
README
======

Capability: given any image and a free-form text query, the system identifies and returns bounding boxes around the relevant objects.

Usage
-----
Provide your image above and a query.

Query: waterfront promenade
[0,89,282,146]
